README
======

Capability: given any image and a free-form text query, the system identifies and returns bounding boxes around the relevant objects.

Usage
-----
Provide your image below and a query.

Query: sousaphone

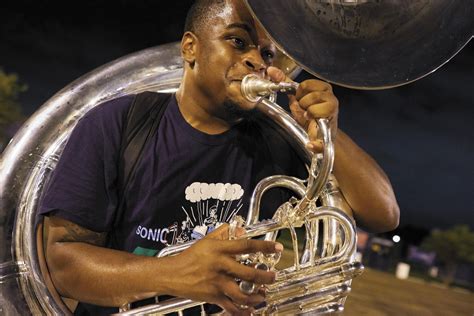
[0,0,472,315]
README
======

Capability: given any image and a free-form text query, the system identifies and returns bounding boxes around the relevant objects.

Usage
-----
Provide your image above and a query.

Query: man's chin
[223,98,258,122]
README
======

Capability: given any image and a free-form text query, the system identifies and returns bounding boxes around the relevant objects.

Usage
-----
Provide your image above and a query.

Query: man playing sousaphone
[40,0,399,314]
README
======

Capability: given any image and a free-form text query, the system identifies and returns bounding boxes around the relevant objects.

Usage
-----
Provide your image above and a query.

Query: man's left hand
[267,66,339,153]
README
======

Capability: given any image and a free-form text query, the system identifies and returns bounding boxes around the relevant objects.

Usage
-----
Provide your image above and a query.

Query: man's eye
[231,37,245,49]
[262,50,275,61]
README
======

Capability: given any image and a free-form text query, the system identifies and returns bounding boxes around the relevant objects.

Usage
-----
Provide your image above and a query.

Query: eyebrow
[226,22,252,34]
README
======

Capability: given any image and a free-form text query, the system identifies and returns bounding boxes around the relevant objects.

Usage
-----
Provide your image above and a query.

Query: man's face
[190,0,277,120]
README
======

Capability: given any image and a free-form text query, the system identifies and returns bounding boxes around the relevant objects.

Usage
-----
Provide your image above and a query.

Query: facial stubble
[222,97,258,122]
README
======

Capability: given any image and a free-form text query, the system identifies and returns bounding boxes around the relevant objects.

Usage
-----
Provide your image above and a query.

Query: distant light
[392,235,401,243]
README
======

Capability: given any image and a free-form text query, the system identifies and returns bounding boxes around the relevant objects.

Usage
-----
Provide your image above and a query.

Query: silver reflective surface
[116,79,359,315]
[246,0,473,89]
[0,38,352,315]
[2,1,472,313]
[0,42,184,315]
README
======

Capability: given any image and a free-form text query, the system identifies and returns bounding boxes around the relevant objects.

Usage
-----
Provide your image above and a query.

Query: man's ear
[181,31,198,68]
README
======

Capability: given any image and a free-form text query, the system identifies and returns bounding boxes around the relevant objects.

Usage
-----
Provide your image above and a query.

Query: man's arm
[267,67,399,233]
[44,216,282,313]
[292,79,399,233]
[333,131,399,232]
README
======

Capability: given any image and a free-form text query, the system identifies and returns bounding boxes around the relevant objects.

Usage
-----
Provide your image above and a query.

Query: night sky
[1,1,473,232]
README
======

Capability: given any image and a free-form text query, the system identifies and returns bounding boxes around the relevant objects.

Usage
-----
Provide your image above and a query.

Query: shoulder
[80,94,135,127]
[70,94,138,144]
[81,92,172,127]
[59,95,136,160]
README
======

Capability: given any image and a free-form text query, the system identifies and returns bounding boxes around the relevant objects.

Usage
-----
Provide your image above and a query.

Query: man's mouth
[229,79,243,88]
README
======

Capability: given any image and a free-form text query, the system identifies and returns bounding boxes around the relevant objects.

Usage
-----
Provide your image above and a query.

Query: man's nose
[243,54,266,74]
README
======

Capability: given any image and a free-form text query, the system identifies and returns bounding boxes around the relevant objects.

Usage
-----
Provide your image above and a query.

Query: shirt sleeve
[39,95,134,232]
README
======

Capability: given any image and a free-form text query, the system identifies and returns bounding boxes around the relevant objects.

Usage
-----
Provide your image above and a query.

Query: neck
[176,77,234,135]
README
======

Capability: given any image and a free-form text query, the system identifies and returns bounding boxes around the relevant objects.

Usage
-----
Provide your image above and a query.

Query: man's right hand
[167,224,283,314]
[44,217,282,315]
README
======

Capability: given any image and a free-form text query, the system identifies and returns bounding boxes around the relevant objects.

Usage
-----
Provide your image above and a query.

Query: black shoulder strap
[113,92,171,228]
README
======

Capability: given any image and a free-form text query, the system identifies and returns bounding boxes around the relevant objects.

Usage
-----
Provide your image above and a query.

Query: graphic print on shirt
[176,182,244,243]
[134,182,245,248]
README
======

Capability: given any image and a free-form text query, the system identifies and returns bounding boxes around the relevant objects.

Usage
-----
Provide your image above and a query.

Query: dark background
[1,1,473,234]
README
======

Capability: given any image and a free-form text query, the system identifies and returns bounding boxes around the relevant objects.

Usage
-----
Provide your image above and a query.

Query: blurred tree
[422,225,474,285]
[0,68,27,151]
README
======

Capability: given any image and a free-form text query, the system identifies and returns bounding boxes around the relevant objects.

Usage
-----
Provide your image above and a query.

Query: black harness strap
[113,92,171,229]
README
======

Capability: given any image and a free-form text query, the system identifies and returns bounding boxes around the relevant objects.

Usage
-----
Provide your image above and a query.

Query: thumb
[205,223,229,240]
[267,66,292,83]
[204,223,246,240]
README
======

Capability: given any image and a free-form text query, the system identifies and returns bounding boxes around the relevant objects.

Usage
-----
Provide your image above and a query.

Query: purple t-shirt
[40,94,306,257]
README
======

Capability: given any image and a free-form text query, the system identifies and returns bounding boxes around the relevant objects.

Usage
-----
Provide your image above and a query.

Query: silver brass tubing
[112,298,200,316]
[269,208,355,279]
[298,117,334,204]
[241,74,299,102]
[253,96,311,161]
[267,275,360,306]
[258,284,351,315]
[113,69,352,316]
[266,262,363,299]
[237,206,356,266]
[304,218,316,265]
[247,175,306,226]
[288,223,301,270]
[241,74,355,316]
[1,42,185,316]
[268,261,363,290]
[320,175,352,213]
[255,97,334,206]
[157,240,196,258]
[239,262,270,295]
[266,279,352,310]
[153,99,311,252]
[271,260,361,293]
[304,207,356,265]
[242,205,354,242]
[61,70,357,316]
[296,303,344,315]
[274,284,350,313]
[321,217,338,257]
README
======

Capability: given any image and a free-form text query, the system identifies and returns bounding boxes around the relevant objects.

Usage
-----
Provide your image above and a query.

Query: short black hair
[184,0,226,35]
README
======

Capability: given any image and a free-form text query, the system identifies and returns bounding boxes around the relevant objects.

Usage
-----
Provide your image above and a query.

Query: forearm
[47,242,176,307]
[332,130,400,232]
[45,216,278,313]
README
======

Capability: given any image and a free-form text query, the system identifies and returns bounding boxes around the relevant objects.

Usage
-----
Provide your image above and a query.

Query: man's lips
[229,73,267,82]
[228,74,257,82]
[229,79,243,87]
